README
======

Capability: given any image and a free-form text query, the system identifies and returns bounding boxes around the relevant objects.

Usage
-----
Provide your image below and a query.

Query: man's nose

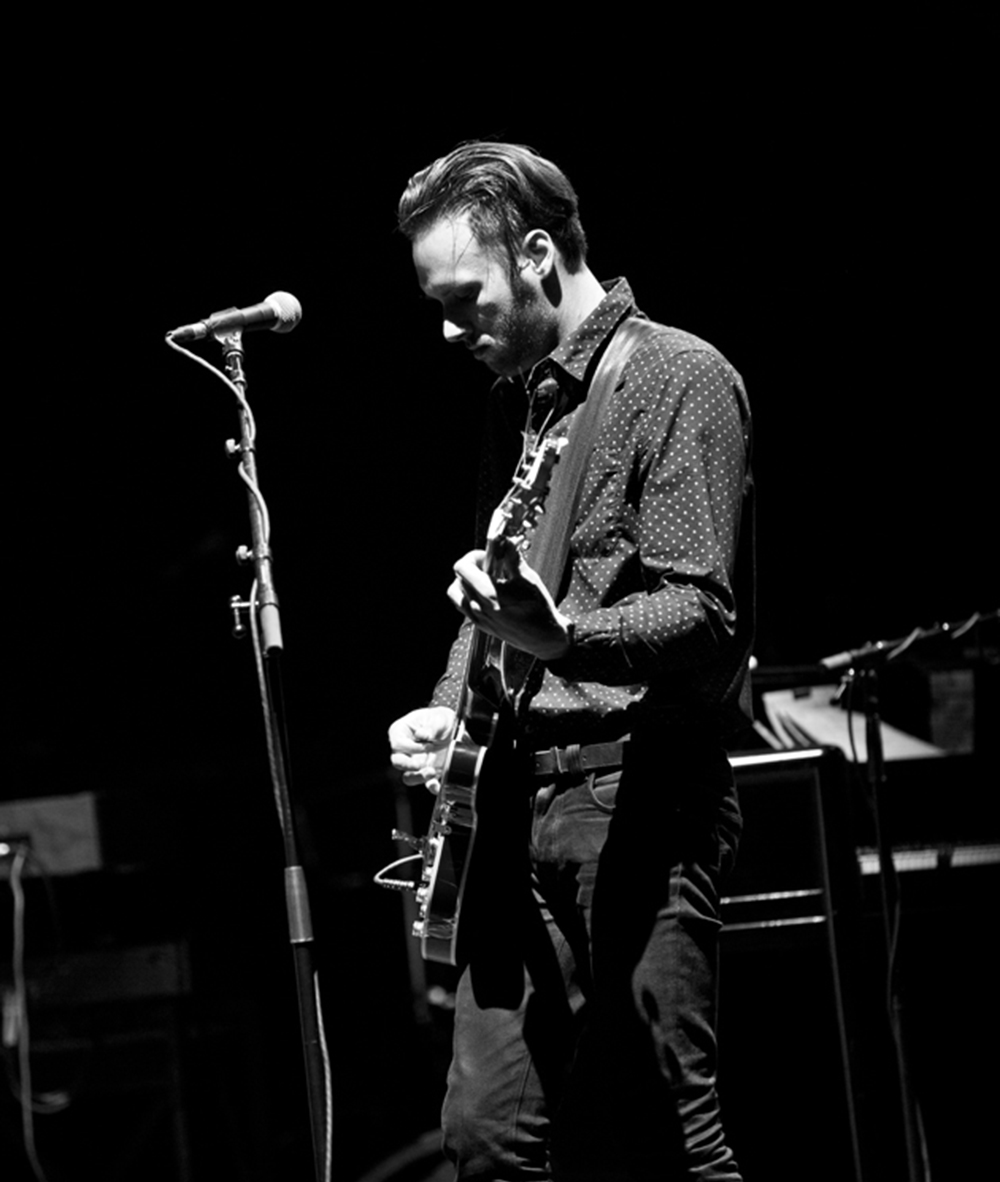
[442,315,470,345]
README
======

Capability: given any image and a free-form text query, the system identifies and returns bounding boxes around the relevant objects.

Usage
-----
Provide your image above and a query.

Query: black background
[5,47,995,1181]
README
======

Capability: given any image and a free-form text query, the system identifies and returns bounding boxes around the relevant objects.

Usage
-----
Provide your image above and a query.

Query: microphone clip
[213,325,245,358]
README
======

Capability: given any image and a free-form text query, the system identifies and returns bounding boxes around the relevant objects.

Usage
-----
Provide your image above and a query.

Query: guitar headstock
[486,435,567,553]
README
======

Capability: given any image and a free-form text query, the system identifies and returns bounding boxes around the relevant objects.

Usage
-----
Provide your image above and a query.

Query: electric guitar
[377,435,565,965]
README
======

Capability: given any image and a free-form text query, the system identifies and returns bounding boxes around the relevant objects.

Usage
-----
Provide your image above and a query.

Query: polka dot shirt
[432,279,755,745]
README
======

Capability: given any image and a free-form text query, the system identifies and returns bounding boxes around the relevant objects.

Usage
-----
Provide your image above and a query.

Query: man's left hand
[449,539,572,661]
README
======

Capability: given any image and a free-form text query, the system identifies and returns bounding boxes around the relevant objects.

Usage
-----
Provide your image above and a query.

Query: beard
[481,274,558,376]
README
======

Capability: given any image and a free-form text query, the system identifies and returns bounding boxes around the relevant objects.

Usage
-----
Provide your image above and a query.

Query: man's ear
[520,229,556,278]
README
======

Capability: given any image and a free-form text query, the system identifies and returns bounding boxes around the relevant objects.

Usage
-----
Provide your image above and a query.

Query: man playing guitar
[388,141,754,1180]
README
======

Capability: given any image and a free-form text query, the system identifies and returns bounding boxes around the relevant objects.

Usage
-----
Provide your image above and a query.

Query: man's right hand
[388,706,456,791]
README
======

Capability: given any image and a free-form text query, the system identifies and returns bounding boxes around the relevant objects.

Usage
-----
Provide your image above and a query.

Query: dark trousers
[441,739,744,1180]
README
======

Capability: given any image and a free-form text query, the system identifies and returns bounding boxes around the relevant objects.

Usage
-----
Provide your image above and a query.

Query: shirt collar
[515,278,636,419]
[545,277,636,383]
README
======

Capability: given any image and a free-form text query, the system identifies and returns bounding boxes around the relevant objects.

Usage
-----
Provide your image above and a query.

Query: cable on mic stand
[165,322,332,1182]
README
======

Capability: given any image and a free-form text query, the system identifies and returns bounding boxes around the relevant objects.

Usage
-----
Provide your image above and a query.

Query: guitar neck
[454,433,565,729]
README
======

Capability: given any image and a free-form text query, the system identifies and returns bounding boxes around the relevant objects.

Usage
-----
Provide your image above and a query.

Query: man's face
[412,213,557,377]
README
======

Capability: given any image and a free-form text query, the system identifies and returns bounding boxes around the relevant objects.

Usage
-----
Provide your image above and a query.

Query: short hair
[397,141,588,275]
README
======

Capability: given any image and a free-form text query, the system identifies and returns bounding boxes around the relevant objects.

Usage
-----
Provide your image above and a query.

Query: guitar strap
[527,315,662,601]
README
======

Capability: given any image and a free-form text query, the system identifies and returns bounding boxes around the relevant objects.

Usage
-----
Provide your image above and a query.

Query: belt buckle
[555,743,583,776]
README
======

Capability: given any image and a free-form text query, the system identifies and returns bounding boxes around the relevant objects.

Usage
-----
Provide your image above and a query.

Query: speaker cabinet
[719,747,866,1182]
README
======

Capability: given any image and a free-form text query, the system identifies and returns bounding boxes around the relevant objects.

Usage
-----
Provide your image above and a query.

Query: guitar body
[415,626,530,965]
[414,678,496,965]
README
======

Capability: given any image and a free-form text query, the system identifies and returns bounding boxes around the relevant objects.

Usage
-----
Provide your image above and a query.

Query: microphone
[168,291,302,342]
[819,645,880,671]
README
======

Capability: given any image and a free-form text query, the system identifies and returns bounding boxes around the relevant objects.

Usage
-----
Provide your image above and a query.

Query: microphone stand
[846,657,925,1182]
[828,610,996,1182]
[217,329,330,1182]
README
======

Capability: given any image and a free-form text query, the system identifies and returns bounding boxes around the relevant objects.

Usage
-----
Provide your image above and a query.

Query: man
[389,141,753,1179]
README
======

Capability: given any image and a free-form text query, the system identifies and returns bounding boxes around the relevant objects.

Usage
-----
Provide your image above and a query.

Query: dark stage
[4,74,996,1182]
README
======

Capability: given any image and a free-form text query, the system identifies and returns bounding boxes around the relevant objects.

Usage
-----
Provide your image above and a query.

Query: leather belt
[531,739,627,778]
